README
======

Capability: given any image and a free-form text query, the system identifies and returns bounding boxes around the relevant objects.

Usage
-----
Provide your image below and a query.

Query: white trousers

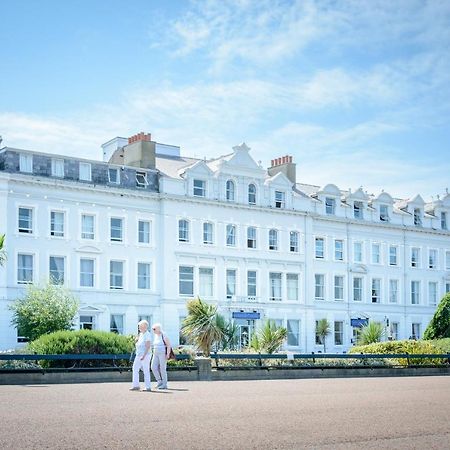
[132,354,151,389]
[151,352,168,387]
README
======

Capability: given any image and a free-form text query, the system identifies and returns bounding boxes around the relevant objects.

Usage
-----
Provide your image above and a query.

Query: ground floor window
[411,323,421,340]
[110,314,124,334]
[287,320,299,346]
[179,316,187,345]
[79,315,95,330]
[334,321,344,345]
[390,322,399,340]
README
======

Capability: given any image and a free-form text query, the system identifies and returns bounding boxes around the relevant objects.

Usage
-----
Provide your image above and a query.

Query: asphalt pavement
[0,376,449,449]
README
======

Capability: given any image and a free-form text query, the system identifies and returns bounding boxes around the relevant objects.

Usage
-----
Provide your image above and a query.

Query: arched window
[248,183,256,204]
[178,219,189,242]
[269,229,278,250]
[226,180,235,201]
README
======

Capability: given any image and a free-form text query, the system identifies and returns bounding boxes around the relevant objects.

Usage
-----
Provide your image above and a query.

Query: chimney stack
[108,131,155,169]
[268,154,296,184]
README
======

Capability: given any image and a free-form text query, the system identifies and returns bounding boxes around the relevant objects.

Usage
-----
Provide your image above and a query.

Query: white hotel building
[1,132,449,352]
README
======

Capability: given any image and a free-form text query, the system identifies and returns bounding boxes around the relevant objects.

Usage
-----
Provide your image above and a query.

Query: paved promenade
[0,376,449,449]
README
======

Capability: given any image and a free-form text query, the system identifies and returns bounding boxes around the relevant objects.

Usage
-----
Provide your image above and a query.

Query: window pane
[247,271,257,297]
[287,274,299,301]
[199,268,214,297]
[315,274,324,299]
[315,238,324,258]
[226,180,235,201]
[334,321,344,345]
[226,269,236,298]
[81,214,94,239]
[79,163,91,181]
[269,229,278,250]
[50,211,64,237]
[110,218,123,242]
[49,256,65,285]
[17,254,33,284]
[334,276,344,300]
[138,221,150,244]
[247,227,256,249]
[226,225,236,246]
[110,261,124,289]
[110,314,124,334]
[193,179,206,196]
[290,231,298,252]
[287,320,299,346]
[179,220,189,242]
[80,258,94,287]
[248,184,256,204]
[18,208,33,233]
[138,263,151,289]
[353,277,362,301]
[179,266,194,295]
[269,272,282,301]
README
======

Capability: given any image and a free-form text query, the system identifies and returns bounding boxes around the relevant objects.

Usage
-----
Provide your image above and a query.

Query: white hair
[138,320,149,328]
[151,323,163,333]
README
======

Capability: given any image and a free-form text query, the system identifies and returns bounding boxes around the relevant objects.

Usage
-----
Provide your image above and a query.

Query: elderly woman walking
[151,323,171,389]
[130,320,152,392]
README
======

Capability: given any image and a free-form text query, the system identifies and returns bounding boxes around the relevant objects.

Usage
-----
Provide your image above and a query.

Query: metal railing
[0,353,194,373]
[209,352,450,369]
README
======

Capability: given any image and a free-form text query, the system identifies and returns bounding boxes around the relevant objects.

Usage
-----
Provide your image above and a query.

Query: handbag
[162,334,176,360]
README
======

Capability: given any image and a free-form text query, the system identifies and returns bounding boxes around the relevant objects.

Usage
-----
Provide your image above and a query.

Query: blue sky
[1,0,449,200]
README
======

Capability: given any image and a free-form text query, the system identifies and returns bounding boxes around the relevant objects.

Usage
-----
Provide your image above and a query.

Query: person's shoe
[159,385,168,390]
[141,388,152,392]
[129,387,140,391]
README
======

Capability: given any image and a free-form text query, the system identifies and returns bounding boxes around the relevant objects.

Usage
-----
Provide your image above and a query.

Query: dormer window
[19,154,33,173]
[193,179,206,197]
[51,158,64,178]
[226,180,235,201]
[108,168,120,184]
[79,162,92,181]
[248,184,256,205]
[353,201,363,219]
[380,205,389,222]
[325,197,335,215]
[441,212,447,230]
[275,191,285,209]
[413,208,422,226]
[136,171,148,187]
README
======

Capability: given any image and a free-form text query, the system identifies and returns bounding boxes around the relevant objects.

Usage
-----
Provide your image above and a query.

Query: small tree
[424,293,450,340]
[181,297,224,356]
[215,315,239,351]
[0,234,6,266]
[250,320,287,354]
[357,321,385,345]
[316,319,331,353]
[9,283,79,341]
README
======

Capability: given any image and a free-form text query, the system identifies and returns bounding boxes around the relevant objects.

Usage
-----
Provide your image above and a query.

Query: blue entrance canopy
[351,318,369,328]
[232,312,260,320]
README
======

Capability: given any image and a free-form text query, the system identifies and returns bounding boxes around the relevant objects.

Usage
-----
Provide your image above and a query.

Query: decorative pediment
[318,183,341,197]
[180,160,213,177]
[79,304,105,313]
[345,187,369,202]
[75,245,102,254]
[224,143,262,171]
[374,191,394,205]
[264,171,292,187]
[407,194,425,206]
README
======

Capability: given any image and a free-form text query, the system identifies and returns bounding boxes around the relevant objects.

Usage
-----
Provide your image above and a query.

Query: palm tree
[181,297,224,356]
[316,319,331,353]
[216,316,239,351]
[357,321,385,345]
[0,234,6,266]
[250,320,288,354]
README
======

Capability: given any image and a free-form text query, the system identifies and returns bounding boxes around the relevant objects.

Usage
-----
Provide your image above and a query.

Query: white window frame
[411,280,420,305]
[314,274,325,300]
[353,277,363,302]
[275,190,285,209]
[109,260,124,290]
[353,241,363,263]
[287,273,299,301]
[371,278,381,303]
[19,153,33,173]
[247,270,257,298]
[428,281,438,306]
[315,237,325,259]
[268,229,278,251]
[137,262,152,290]
[136,171,149,187]
[81,213,95,240]
[50,210,65,238]
[289,231,299,253]
[226,269,237,299]
[389,245,398,266]
[203,222,214,245]
[179,266,194,296]
[334,321,344,346]
[79,162,92,181]
[371,243,381,265]
[49,255,65,285]
[353,201,363,219]
[110,217,124,243]
[325,197,335,215]
[269,272,282,301]
[226,180,235,201]
[178,219,190,243]
[247,227,257,249]
[79,258,95,288]
[411,247,420,268]
[18,207,33,234]
[413,208,422,226]
[428,249,438,269]
[441,211,447,230]
[226,224,236,247]
[248,183,257,205]
[108,167,120,184]
[334,239,344,261]
[334,275,344,301]
[379,204,389,222]
[193,179,206,197]
[389,279,399,304]
[17,253,34,284]
[51,158,64,178]
[138,220,151,245]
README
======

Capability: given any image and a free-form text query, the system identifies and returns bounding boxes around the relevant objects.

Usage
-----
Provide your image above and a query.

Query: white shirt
[135,330,151,356]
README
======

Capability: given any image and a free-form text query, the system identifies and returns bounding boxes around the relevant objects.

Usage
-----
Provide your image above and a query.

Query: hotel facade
[1,133,449,352]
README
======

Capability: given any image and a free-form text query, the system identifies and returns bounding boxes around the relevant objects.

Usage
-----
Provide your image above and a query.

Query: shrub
[28,330,134,368]
[9,283,79,341]
[357,321,385,345]
[349,340,446,366]
[424,293,450,340]
[430,338,450,353]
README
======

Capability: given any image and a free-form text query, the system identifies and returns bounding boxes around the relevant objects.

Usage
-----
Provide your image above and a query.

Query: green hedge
[349,340,447,366]
[28,330,134,368]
